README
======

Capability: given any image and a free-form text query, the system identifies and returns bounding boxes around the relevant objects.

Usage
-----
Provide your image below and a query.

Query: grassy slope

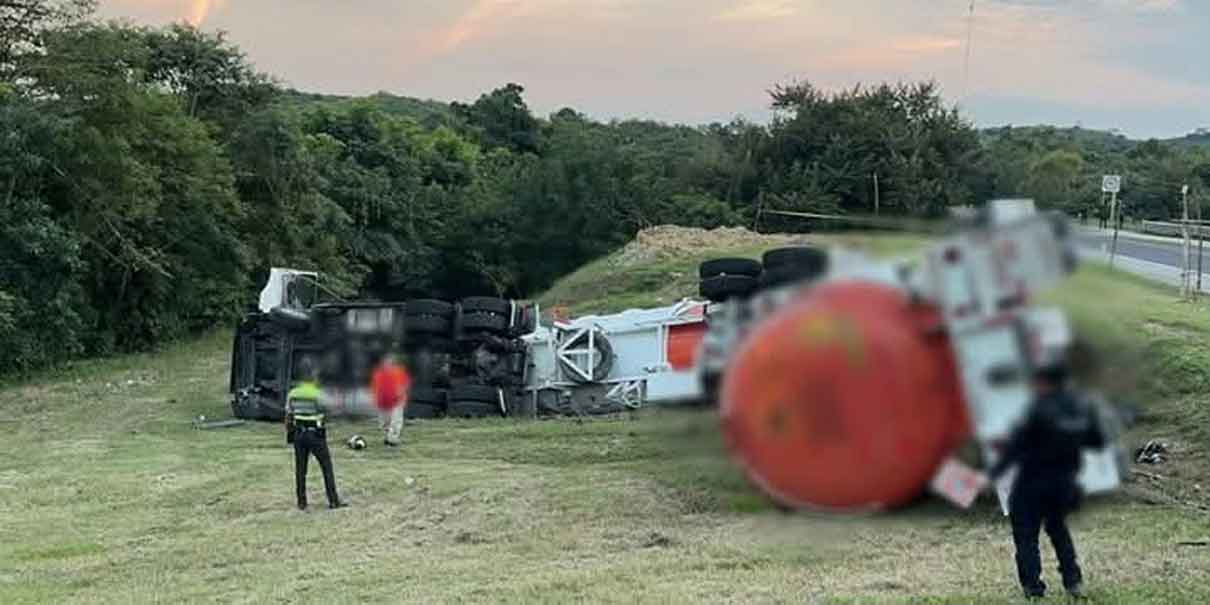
[2,237,1209,604]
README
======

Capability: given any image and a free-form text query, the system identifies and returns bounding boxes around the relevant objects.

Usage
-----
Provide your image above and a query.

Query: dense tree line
[3,2,1210,374]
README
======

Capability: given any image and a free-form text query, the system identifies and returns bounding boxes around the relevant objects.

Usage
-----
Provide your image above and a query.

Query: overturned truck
[229,271,537,421]
[229,273,708,421]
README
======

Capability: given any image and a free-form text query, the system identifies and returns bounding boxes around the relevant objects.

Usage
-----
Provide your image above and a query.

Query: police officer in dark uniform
[285,356,346,511]
[988,361,1106,600]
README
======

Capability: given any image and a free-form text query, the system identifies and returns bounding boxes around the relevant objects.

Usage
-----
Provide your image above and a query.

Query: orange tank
[720,280,971,512]
[666,322,707,371]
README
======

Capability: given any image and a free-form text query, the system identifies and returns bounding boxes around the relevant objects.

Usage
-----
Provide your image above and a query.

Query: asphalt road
[1076,230,1210,270]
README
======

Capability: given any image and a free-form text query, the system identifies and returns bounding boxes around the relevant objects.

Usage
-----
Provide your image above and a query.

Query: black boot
[329,500,348,509]
[1066,582,1086,599]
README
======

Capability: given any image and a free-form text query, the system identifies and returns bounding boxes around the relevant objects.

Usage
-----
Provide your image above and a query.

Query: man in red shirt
[371,353,412,447]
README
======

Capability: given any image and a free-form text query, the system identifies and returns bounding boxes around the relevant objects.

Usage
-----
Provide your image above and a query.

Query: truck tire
[405,314,451,335]
[762,247,828,273]
[409,386,447,405]
[460,297,511,315]
[699,258,762,279]
[405,299,454,318]
[448,400,504,419]
[405,402,444,419]
[461,313,508,333]
[450,384,501,403]
[700,275,758,302]
[757,265,820,290]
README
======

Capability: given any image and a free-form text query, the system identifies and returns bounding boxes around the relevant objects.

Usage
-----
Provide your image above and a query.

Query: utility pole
[1182,184,1192,299]
[873,173,880,217]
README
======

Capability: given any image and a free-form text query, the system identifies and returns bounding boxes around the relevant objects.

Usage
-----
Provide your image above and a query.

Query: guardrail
[1141,220,1210,238]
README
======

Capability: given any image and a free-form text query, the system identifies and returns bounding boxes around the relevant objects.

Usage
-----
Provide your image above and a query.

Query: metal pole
[1198,193,1204,297]
[873,173,880,217]
[1182,185,1192,299]
[1109,190,1120,268]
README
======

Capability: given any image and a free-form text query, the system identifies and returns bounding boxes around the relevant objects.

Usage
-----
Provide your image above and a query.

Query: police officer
[987,361,1106,600]
[286,356,346,510]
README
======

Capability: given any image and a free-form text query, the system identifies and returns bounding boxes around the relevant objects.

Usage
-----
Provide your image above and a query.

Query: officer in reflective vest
[286,356,346,510]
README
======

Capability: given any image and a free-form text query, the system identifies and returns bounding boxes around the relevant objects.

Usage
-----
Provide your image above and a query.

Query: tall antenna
[963,1,976,103]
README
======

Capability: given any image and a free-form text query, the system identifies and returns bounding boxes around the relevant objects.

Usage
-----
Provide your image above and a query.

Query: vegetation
[1,235,1207,603]
[5,1,1210,377]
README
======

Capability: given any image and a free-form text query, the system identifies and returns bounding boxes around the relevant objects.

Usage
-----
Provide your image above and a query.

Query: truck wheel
[762,247,828,273]
[757,264,822,291]
[700,258,762,279]
[405,299,454,318]
[460,297,511,315]
[700,275,758,302]
[448,400,504,418]
[405,314,451,335]
[461,313,508,333]
[405,402,444,419]
[450,384,501,403]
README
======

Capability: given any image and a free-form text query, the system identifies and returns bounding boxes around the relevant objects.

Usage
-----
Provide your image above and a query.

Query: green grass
[2,238,1209,604]
[538,231,926,316]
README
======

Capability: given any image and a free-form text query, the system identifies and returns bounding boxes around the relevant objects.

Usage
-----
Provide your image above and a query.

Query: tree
[1025,150,1086,213]
[452,83,543,154]
[0,0,93,81]
[142,23,278,128]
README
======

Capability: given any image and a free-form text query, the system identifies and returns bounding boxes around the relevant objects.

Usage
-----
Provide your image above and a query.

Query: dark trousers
[1009,478,1083,596]
[293,428,339,507]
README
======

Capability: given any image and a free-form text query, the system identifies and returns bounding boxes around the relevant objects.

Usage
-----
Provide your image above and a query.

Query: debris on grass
[193,417,246,430]
[609,225,803,268]
[641,531,676,548]
[1135,439,1169,464]
[454,531,487,545]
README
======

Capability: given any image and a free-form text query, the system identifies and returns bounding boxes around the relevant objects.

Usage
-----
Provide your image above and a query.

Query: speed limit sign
[1102,175,1122,193]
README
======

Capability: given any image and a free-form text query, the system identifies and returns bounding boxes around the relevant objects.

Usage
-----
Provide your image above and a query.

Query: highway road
[1076,229,1210,270]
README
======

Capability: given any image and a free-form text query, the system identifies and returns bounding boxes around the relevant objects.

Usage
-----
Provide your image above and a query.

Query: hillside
[280,89,455,126]
[537,225,925,315]
[1,231,1207,603]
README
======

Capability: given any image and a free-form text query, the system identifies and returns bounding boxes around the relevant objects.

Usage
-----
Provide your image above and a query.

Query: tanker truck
[697,199,1127,513]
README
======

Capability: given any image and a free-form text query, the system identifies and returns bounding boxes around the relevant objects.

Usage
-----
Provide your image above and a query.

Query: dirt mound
[609,225,805,267]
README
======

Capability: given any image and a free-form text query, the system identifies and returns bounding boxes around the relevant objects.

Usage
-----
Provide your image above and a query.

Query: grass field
[2,235,1208,604]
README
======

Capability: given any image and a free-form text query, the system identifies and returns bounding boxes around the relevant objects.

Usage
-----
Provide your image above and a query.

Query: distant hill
[978,125,1135,153]
[1166,129,1210,149]
[281,90,454,127]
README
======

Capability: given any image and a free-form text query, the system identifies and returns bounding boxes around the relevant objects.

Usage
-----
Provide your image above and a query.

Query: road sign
[1102,175,1122,194]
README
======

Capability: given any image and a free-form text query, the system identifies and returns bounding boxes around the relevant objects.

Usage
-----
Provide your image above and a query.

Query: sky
[96,1,1210,139]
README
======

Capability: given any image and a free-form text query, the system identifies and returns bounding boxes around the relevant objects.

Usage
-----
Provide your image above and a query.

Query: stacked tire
[447,383,506,418]
[757,247,828,291]
[404,299,455,345]
[406,386,448,419]
[699,258,762,303]
[459,297,510,338]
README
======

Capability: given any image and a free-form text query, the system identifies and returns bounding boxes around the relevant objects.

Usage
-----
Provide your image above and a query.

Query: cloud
[102,0,229,25]
[187,0,228,26]
[715,0,798,22]
[429,0,523,55]
[990,0,1180,12]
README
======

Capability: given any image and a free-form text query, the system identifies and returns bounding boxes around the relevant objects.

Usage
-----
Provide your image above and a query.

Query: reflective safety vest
[287,381,326,426]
